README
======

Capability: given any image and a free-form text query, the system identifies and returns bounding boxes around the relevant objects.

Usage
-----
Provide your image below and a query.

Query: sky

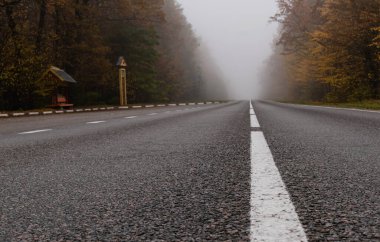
[176,0,278,99]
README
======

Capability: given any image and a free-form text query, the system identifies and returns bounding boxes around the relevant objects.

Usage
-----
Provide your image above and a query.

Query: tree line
[0,0,225,110]
[262,0,380,102]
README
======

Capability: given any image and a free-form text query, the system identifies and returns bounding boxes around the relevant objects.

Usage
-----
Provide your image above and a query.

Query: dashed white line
[249,100,307,242]
[87,121,106,124]
[148,113,158,116]
[125,116,137,119]
[19,129,52,135]
[250,114,260,128]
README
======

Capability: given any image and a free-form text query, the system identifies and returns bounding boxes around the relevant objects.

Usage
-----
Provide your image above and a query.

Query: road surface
[0,101,379,241]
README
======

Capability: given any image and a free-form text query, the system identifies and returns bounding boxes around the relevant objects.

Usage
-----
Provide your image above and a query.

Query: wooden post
[117,57,127,106]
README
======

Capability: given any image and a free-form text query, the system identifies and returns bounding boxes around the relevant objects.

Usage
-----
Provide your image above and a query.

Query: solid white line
[148,113,158,116]
[250,115,260,128]
[19,129,52,135]
[87,121,106,124]
[250,131,307,242]
[250,109,255,115]
[294,103,380,114]
[125,116,137,119]
[250,100,254,110]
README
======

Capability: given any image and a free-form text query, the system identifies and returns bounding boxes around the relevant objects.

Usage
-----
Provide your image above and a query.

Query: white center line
[87,121,106,124]
[249,100,307,242]
[125,116,137,119]
[250,114,260,128]
[19,129,52,135]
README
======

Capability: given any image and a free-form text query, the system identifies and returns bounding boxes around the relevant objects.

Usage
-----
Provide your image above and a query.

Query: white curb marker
[19,129,52,135]
[250,100,307,242]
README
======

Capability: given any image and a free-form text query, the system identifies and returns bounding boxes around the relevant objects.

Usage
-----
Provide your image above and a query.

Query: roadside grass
[284,100,380,110]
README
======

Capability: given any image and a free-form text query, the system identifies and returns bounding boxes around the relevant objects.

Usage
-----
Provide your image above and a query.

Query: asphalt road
[254,101,380,241]
[0,102,251,241]
[0,101,379,241]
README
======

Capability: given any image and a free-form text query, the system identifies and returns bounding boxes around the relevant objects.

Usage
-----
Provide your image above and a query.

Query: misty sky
[177,0,278,99]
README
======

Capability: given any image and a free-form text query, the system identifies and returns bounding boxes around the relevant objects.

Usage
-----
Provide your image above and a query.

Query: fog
[177,0,278,100]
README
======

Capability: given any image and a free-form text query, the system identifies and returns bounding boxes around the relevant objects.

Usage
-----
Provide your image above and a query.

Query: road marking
[249,101,307,242]
[132,106,142,109]
[250,109,255,115]
[250,132,307,241]
[19,129,52,135]
[145,105,154,108]
[250,115,260,128]
[294,103,380,114]
[28,112,39,115]
[125,116,137,119]
[165,111,172,113]
[13,113,25,116]
[43,111,53,115]
[87,121,106,124]
[148,113,158,116]
[119,106,128,109]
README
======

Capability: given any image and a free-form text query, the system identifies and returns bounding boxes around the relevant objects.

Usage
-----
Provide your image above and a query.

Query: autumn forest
[0,0,228,110]
[263,0,380,102]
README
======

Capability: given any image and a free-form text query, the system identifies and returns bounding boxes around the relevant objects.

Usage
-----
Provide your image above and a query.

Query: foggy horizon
[177,0,278,100]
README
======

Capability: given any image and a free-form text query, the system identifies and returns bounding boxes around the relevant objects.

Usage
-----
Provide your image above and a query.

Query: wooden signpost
[117,56,128,106]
